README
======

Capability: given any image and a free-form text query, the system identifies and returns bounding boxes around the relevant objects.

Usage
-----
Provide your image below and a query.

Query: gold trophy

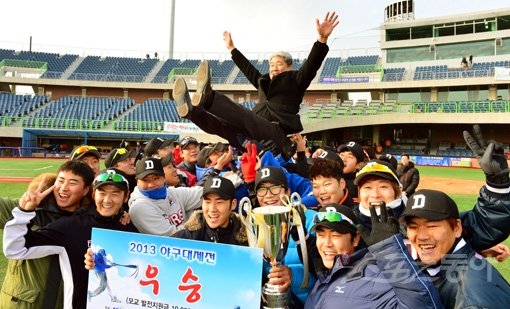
[239,193,308,309]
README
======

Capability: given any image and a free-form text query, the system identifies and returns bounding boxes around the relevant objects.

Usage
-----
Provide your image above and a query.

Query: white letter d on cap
[261,168,270,179]
[411,194,426,209]
[211,178,222,188]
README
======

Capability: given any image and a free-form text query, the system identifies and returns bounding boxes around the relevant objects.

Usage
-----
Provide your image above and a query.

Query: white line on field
[0,166,53,172]
[34,166,53,171]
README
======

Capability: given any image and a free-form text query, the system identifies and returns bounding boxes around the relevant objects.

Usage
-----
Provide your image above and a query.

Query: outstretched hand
[316,12,340,43]
[463,124,509,188]
[357,203,399,246]
[19,176,54,211]
[223,31,235,51]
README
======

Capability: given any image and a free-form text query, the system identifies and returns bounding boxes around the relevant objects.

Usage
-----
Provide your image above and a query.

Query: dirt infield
[418,176,484,195]
[0,175,485,195]
[0,177,33,183]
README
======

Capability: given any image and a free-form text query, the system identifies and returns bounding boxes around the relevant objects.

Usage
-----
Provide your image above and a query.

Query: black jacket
[231,41,329,133]
[3,206,138,309]
[172,210,248,246]
[399,162,420,196]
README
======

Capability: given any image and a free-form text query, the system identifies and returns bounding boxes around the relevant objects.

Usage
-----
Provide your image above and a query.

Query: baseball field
[0,158,508,283]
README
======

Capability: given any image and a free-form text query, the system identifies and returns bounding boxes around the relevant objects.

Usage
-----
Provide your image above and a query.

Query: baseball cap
[144,138,174,157]
[202,176,235,200]
[307,149,343,166]
[354,159,400,186]
[311,203,358,234]
[337,141,366,163]
[401,189,460,222]
[197,143,226,167]
[255,166,288,189]
[135,157,165,179]
[93,170,129,191]
[104,148,135,168]
[378,153,398,171]
[180,136,199,150]
[71,145,101,161]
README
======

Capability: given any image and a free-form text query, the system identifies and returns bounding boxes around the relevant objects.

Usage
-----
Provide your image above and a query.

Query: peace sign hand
[19,176,55,211]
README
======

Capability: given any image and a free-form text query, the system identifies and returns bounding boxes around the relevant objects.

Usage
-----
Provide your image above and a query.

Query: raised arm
[461,124,510,251]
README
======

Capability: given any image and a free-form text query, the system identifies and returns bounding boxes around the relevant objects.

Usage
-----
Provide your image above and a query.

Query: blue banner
[87,228,263,309]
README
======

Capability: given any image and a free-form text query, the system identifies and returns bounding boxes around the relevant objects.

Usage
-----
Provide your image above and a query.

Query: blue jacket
[305,234,444,309]
[260,151,318,208]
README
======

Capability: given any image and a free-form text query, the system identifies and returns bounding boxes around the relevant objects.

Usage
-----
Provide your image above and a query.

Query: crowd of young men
[1,123,509,308]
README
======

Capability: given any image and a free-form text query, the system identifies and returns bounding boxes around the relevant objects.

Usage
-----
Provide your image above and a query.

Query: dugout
[18,128,178,158]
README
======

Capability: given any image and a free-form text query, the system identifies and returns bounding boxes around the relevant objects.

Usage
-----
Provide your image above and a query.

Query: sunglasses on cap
[71,145,98,160]
[112,148,128,161]
[180,137,197,148]
[313,211,356,227]
[256,185,285,197]
[357,162,397,179]
[93,173,129,188]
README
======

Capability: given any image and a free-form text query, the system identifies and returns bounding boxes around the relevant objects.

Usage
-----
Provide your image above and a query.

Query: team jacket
[305,234,444,309]
[128,185,203,236]
[231,41,329,134]
[3,206,138,309]
[388,237,510,308]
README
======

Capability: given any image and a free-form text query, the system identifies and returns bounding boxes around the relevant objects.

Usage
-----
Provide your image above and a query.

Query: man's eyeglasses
[256,185,284,197]
[71,145,98,160]
[93,173,129,188]
[313,211,356,227]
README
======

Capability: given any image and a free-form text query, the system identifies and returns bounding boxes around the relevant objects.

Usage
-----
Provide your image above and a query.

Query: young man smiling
[128,157,203,236]
[309,159,354,209]
[401,189,510,308]
[3,170,138,309]
[0,160,94,309]
[304,203,442,309]
[172,175,246,244]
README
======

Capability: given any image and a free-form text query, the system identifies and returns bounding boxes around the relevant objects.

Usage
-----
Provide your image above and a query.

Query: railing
[302,100,509,122]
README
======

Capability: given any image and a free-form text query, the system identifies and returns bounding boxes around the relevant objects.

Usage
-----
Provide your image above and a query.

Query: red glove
[240,142,257,183]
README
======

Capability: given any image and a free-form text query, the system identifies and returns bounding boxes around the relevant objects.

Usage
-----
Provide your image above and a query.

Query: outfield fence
[0,147,49,158]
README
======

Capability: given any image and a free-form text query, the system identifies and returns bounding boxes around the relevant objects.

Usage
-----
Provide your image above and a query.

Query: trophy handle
[238,197,258,247]
[285,192,310,289]
[291,206,309,289]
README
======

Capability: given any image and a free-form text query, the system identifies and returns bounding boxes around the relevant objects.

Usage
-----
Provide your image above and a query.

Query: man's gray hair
[269,51,293,66]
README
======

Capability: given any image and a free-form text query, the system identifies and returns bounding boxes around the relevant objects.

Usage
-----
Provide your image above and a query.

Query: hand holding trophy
[239,192,308,309]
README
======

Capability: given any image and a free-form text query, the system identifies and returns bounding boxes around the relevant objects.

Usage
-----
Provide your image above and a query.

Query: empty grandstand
[0,2,509,163]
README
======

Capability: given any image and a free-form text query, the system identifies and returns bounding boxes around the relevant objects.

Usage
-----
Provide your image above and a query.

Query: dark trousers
[189,92,287,152]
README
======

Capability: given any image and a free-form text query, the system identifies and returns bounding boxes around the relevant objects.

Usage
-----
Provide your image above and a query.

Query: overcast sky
[1,0,509,59]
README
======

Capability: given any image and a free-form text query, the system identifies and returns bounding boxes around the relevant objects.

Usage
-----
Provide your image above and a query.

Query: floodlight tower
[169,0,176,59]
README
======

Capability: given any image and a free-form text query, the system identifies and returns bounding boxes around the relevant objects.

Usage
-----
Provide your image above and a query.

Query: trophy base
[262,284,289,309]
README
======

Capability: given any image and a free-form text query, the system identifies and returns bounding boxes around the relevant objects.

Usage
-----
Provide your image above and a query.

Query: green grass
[0,160,508,285]
[0,158,65,177]
[419,166,485,181]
